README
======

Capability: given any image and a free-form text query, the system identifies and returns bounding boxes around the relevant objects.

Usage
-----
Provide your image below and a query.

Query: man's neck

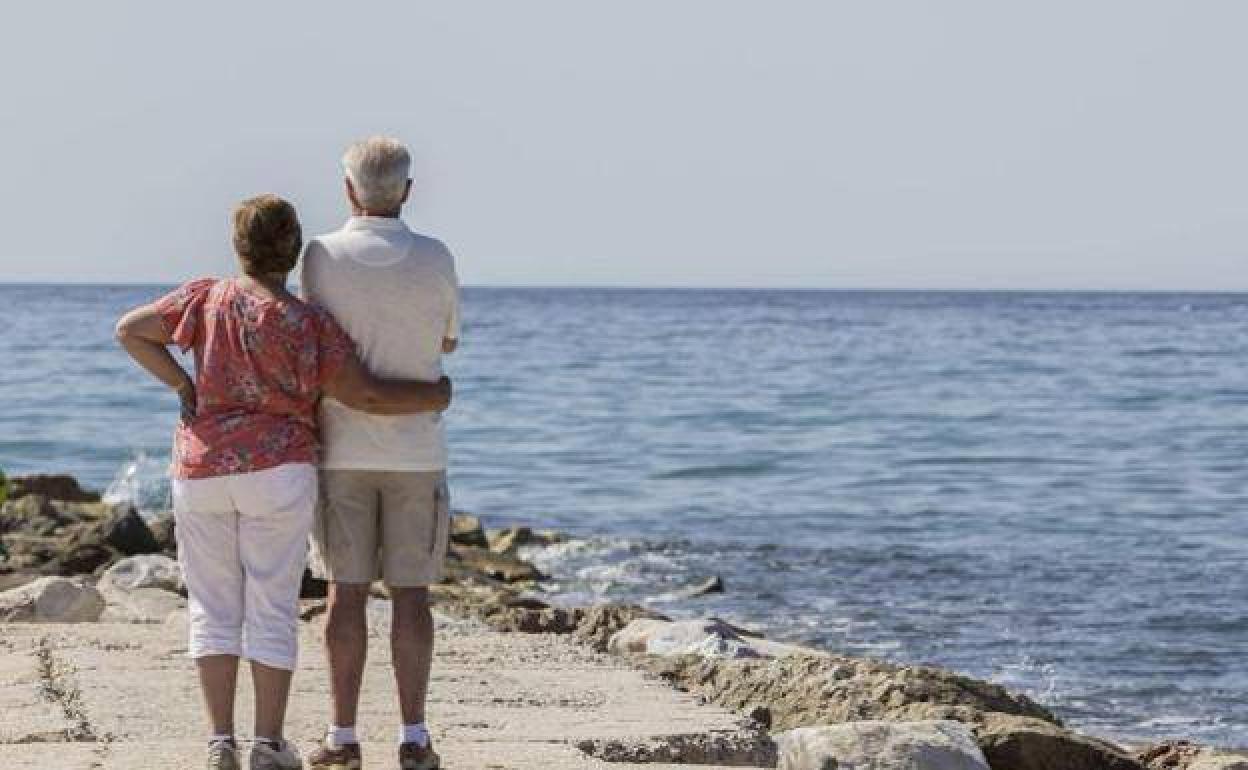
[351,206,402,219]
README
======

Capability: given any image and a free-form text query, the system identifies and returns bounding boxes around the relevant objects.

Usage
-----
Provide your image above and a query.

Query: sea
[2,284,1247,747]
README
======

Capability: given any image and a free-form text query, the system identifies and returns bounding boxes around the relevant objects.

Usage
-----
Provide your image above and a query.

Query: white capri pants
[172,463,316,671]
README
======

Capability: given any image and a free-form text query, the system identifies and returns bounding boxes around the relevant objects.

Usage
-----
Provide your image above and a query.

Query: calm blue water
[3,285,1248,746]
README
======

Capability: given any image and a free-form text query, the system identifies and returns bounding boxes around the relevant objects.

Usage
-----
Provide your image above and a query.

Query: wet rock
[576,727,777,767]
[145,512,176,554]
[641,652,1058,732]
[97,554,183,594]
[1140,741,1205,769]
[974,714,1143,770]
[777,721,990,770]
[573,604,670,652]
[610,618,818,659]
[8,475,99,503]
[0,576,105,622]
[448,543,544,583]
[449,513,488,548]
[1140,743,1248,770]
[674,575,725,599]
[487,526,566,554]
[57,503,159,563]
[99,586,186,623]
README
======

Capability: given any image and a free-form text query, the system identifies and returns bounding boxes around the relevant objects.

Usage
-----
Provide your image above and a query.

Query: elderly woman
[116,194,450,770]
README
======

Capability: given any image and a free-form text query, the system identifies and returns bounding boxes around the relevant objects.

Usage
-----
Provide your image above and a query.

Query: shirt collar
[344,216,410,233]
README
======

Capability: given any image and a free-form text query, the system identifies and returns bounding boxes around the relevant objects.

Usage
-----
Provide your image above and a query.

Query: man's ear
[402,179,413,204]
[345,178,360,210]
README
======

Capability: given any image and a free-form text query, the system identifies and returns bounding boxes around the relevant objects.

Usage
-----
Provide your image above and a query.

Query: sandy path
[0,606,760,769]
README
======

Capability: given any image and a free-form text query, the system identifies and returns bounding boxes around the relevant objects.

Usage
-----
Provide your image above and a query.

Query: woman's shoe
[249,740,302,770]
[207,739,240,770]
[399,741,441,770]
[306,741,362,770]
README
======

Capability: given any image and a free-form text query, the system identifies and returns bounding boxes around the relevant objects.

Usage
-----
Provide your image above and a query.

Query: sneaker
[306,741,362,770]
[249,740,302,770]
[207,740,240,770]
[399,741,441,770]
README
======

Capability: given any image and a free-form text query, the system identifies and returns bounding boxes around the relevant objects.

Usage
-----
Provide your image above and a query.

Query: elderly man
[303,137,459,770]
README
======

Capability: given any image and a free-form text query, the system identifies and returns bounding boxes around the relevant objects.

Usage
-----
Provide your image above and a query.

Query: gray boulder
[97,554,183,594]
[974,714,1143,770]
[0,576,105,622]
[777,720,990,770]
[610,617,825,659]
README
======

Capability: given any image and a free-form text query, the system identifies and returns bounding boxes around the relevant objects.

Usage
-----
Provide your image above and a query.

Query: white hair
[341,136,411,212]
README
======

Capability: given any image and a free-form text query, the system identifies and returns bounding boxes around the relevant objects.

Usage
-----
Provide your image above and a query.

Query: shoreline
[1,473,1244,769]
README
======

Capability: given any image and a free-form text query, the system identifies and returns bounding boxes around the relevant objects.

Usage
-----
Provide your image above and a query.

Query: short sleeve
[154,278,216,352]
[314,307,353,389]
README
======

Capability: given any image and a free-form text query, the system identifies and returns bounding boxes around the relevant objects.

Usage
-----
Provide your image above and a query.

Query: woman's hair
[232,194,302,276]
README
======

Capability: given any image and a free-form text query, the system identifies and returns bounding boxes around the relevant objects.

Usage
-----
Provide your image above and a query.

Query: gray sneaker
[249,741,302,770]
[207,740,240,770]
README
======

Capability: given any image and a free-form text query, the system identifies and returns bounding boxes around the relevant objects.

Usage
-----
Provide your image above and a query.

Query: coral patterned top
[156,278,353,479]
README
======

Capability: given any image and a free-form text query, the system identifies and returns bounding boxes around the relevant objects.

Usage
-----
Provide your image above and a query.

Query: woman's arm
[323,354,451,415]
[115,304,197,420]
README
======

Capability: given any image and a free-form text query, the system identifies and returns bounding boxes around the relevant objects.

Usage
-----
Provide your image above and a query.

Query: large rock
[1,495,59,536]
[449,513,488,548]
[610,617,826,660]
[8,475,100,503]
[97,554,183,594]
[574,604,670,652]
[777,721,991,770]
[48,503,160,575]
[0,576,105,622]
[448,543,544,583]
[642,652,1058,732]
[974,714,1143,770]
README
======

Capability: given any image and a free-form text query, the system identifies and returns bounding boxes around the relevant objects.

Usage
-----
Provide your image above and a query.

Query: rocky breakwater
[2,473,1242,769]
[0,474,184,624]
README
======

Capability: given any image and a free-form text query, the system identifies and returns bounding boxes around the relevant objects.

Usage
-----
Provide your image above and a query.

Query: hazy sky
[2,1,1246,289]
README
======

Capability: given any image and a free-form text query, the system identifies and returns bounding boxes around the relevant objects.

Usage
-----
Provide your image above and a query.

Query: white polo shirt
[301,217,460,471]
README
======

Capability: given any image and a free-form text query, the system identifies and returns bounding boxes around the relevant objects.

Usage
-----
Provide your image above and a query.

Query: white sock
[400,723,429,748]
[327,725,358,748]
[209,733,234,746]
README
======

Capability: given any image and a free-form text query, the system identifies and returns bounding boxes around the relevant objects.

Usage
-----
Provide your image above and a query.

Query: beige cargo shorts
[311,470,450,587]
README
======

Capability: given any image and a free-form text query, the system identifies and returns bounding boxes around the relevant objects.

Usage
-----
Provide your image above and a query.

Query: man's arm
[324,354,451,415]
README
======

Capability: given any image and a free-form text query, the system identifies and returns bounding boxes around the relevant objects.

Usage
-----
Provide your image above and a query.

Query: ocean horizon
[3,283,1248,747]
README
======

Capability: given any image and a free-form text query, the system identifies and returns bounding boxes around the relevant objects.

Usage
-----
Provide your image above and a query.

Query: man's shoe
[399,741,441,770]
[248,740,302,770]
[306,741,362,770]
[207,740,240,770]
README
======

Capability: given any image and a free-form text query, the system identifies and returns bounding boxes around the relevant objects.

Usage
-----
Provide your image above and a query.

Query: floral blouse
[156,278,352,479]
